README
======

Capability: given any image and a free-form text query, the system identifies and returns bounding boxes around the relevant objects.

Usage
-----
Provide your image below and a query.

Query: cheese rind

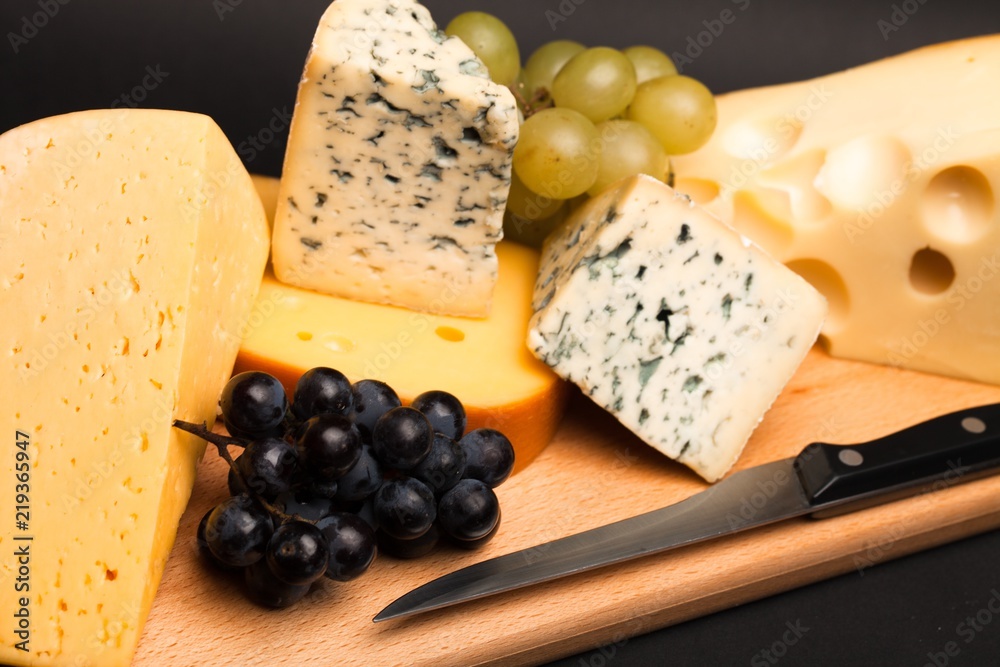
[529,176,827,481]
[0,110,270,666]
[271,0,519,317]
[673,35,1000,386]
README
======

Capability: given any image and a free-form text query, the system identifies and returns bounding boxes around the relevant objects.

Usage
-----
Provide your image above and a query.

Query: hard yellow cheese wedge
[673,35,1000,385]
[239,181,566,471]
[0,110,270,667]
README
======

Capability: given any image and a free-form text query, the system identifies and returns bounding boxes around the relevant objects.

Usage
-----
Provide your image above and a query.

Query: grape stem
[509,84,553,119]
[172,419,304,526]
[172,419,247,451]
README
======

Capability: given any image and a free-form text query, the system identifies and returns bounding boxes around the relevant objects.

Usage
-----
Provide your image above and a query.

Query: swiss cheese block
[238,182,565,472]
[0,110,270,666]
[673,35,1000,385]
[271,0,519,317]
[529,176,827,482]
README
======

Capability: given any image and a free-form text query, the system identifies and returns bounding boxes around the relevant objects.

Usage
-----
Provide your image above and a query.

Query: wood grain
[133,348,1000,666]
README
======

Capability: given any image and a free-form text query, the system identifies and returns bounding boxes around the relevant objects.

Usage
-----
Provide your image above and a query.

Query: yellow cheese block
[236,247,567,473]
[673,35,1000,385]
[251,173,280,227]
[0,110,270,666]
[238,179,566,471]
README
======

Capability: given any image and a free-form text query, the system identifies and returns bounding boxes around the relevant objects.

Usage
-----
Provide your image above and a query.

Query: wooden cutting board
[133,347,1000,666]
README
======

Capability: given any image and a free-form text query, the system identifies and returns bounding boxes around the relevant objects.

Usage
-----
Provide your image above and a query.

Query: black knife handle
[793,403,1000,518]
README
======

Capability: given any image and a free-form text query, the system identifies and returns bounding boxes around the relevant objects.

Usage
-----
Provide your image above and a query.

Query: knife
[374,402,1000,622]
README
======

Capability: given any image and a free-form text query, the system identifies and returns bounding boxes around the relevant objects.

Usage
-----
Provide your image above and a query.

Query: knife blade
[374,402,1000,623]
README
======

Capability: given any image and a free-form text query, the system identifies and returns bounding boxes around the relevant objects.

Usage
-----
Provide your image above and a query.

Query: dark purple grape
[411,433,466,495]
[228,463,247,496]
[292,367,353,420]
[437,479,500,542]
[373,477,436,540]
[296,474,340,501]
[297,414,362,478]
[316,513,377,582]
[448,508,502,550]
[239,438,298,500]
[244,559,311,608]
[274,491,333,523]
[204,494,273,567]
[333,445,383,503]
[356,497,379,532]
[220,371,289,438]
[266,521,329,585]
[196,509,240,570]
[376,522,441,559]
[350,379,401,439]
[410,390,467,439]
[459,428,515,487]
[196,509,213,556]
[372,407,432,470]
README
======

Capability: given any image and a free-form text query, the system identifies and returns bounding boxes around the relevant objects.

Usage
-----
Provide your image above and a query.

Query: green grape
[551,47,637,124]
[627,75,717,155]
[523,40,586,98]
[622,45,677,84]
[445,12,521,87]
[506,171,566,221]
[513,108,601,200]
[588,120,668,196]
[510,68,531,116]
[503,207,568,249]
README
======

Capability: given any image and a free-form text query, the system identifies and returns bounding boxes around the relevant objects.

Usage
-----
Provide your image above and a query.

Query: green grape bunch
[444,12,719,247]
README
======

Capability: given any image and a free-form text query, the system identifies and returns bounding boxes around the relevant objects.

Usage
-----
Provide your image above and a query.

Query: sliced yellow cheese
[239,180,566,471]
[673,35,1000,385]
[251,173,280,227]
[0,110,270,667]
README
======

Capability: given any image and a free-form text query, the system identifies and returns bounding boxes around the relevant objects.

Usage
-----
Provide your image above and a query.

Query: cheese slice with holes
[0,110,270,666]
[673,35,1000,385]
[529,175,826,482]
[271,0,518,317]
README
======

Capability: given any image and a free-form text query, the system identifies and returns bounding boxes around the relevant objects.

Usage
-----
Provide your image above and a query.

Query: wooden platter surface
[134,347,1000,666]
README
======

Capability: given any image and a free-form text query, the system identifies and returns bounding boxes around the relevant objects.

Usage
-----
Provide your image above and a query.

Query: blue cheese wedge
[271,0,519,317]
[529,175,827,482]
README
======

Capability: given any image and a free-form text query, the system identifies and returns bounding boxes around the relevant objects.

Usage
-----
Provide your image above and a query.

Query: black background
[3,1,1000,665]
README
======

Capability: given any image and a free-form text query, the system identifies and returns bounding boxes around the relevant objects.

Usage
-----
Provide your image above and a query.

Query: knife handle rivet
[962,417,987,434]
[838,449,864,467]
